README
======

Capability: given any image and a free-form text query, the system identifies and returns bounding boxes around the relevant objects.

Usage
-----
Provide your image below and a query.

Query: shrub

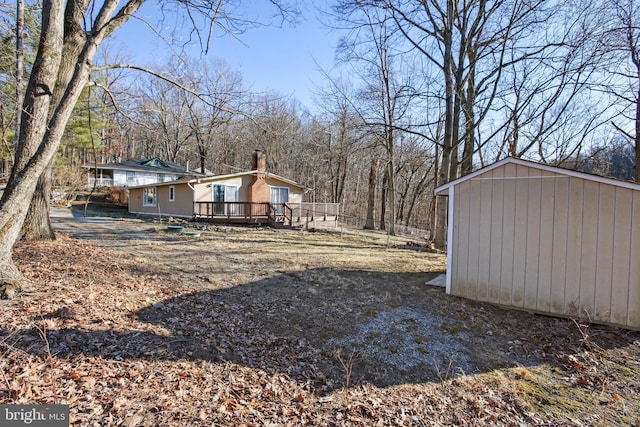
[105,186,128,205]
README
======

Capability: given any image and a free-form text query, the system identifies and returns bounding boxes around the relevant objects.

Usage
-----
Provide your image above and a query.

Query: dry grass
[1,217,639,426]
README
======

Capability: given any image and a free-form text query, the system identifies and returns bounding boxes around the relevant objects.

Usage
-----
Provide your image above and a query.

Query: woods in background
[1,0,639,250]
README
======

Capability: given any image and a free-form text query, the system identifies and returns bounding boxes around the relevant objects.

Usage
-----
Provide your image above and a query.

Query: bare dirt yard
[1,206,639,426]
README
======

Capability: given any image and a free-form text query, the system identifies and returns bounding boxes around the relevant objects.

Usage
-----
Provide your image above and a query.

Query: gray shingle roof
[85,158,204,175]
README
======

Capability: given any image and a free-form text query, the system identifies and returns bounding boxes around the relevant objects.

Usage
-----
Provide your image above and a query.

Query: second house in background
[127,150,338,227]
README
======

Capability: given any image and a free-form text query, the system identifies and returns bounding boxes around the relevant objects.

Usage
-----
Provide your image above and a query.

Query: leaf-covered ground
[1,210,639,426]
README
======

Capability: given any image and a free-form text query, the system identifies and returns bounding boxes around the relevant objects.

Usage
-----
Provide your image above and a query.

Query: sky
[107,1,341,111]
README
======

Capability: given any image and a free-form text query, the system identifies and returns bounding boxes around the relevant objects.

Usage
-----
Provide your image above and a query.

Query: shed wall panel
[128,188,141,212]
[524,168,542,310]
[487,167,505,302]
[595,185,616,322]
[579,180,599,319]
[477,176,494,301]
[444,160,640,330]
[167,184,194,217]
[511,165,530,308]
[467,180,483,300]
[536,175,556,313]
[628,193,640,327]
[550,176,570,314]
[610,188,633,325]
[127,184,193,217]
[564,178,584,317]
[454,180,472,298]
[499,163,517,305]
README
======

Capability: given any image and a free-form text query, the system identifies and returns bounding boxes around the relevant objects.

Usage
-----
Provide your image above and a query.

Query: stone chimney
[248,150,269,203]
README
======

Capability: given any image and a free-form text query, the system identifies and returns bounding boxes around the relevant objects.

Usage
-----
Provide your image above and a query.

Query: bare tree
[334,3,420,235]
[184,58,243,174]
[360,0,605,247]
[240,93,302,175]
[394,135,434,227]
[143,68,195,162]
[14,0,23,152]
[19,0,300,241]
[0,0,298,295]
[602,0,640,182]
[364,155,380,229]
[0,3,38,181]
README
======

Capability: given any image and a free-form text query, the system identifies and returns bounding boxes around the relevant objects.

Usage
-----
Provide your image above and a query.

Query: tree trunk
[434,0,455,250]
[22,159,55,241]
[461,58,476,176]
[20,0,93,241]
[405,168,431,227]
[429,143,439,242]
[0,0,65,294]
[0,0,142,295]
[379,164,388,231]
[364,157,379,229]
[15,0,24,153]
[386,160,395,236]
[199,146,207,174]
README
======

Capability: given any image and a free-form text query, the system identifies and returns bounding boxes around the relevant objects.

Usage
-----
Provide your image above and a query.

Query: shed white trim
[435,157,640,329]
[446,185,454,294]
[435,157,640,196]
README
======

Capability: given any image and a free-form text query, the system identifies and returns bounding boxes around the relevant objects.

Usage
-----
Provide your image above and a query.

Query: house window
[126,171,135,183]
[169,185,175,202]
[213,184,239,215]
[270,186,289,214]
[143,187,156,206]
[158,173,165,183]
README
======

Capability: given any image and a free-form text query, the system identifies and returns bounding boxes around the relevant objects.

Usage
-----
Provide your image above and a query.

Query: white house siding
[112,170,127,187]
[447,161,640,330]
[113,170,180,187]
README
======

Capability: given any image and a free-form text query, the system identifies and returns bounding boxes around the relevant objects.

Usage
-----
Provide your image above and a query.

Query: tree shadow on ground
[8,268,640,392]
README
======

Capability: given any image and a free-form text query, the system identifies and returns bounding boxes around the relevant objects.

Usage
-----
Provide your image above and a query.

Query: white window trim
[143,187,157,207]
[270,186,290,203]
[169,185,176,202]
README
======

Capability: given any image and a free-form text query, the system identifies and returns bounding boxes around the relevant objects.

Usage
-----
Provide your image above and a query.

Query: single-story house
[128,150,336,226]
[84,158,203,188]
[435,157,640,330]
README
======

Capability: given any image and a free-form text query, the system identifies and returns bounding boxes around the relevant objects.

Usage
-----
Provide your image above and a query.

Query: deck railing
[287,202,340,223]
[193,201,271,222]
[87,177,114,187]
[193,201,340,226]
[267,203,293,227]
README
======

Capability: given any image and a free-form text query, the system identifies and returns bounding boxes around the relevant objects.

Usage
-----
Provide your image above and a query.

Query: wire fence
[285,203,433,243]
[338,214,432,242]
[301,215,432,243]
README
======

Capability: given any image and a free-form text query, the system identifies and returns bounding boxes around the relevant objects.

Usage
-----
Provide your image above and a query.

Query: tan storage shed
[435,157,640,330]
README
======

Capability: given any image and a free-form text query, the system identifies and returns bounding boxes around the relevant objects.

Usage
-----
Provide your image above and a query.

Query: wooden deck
[193,202,340,227]
[193,202,272,224]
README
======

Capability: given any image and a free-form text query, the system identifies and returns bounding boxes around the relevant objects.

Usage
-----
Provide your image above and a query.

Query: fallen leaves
[0,231,638,426]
